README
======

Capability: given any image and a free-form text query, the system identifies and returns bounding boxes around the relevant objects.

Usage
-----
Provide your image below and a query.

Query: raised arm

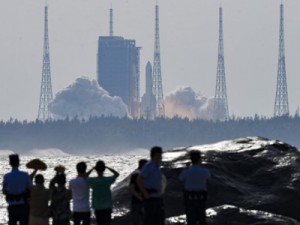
[85,167,95,178]
[49,172,59,190]
[106,166,120,178]
[30,169,38,180]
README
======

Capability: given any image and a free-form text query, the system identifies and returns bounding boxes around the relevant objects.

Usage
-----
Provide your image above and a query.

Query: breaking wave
[27,149,70,157]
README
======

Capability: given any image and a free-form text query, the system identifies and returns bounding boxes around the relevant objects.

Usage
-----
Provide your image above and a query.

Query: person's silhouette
[3,154,32,225]
[129,159,148,225]
[69,162,94,225]
[137,146,165,225]
[87,161,119,225]
[29,174,50,225]
[179,150,210,225]
[50,173,72,225]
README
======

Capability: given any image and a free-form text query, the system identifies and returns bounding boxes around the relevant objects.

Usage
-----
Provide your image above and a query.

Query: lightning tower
[38,5,53,121]
[213,7,229,121]
[274,2,289,117]
[109,6,113,36]
[152,4,165,118]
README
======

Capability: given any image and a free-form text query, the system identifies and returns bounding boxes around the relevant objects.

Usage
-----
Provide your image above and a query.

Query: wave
[0,150,14,156]
[27,148,70,157]
[126,148,149,155]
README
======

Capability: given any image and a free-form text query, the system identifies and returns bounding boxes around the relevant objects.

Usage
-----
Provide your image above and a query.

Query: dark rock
[112,137,300,224]
[167,205,300,225]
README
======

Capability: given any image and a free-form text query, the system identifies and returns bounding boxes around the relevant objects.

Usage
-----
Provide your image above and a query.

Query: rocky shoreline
[112,137,300,225]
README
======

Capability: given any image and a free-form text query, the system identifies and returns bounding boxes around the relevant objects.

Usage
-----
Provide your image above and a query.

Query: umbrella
[26,159,47,171]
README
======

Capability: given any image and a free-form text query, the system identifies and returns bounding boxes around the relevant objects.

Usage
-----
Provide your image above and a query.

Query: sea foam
[27,148,70,157]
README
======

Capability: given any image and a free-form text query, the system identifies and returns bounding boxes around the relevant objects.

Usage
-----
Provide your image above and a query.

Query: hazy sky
[0,0,299,121]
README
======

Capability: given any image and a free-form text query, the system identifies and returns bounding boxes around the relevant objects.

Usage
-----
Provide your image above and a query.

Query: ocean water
[0,152,147,224]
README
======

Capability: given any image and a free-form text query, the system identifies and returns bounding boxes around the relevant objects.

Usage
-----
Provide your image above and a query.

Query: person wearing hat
[49,169,72,225]
[2,154,33,225]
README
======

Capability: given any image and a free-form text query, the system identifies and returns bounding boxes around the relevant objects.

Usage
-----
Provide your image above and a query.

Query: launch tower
[152,4,165,118]
[213,7,229,121]
[274,3,289,117]
[38,5,53,121]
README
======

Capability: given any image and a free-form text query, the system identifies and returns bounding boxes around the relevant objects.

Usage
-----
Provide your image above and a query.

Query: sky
[0,0,299,121]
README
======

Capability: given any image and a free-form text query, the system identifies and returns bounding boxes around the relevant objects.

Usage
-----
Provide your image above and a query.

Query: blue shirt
[2,168,32,206]
[179,165,210,191]
[140,161,162,196]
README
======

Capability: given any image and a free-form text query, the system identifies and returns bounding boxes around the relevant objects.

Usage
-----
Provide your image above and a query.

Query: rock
[167,205,300,225]
[112,137,300,224]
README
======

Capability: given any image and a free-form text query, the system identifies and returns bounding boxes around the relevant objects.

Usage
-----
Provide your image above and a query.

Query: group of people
[2,154,119,225]
[129,147,210,225]
[2,146,210,225]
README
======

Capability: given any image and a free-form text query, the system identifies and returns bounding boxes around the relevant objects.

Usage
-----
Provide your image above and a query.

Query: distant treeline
[0,115,299,153]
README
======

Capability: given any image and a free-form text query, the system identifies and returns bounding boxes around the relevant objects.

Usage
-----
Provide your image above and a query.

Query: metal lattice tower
[38,5,53,121]
[274,3,289,117]
[152,4,165,118]
[213,7,229,121]
[109,6,113,36]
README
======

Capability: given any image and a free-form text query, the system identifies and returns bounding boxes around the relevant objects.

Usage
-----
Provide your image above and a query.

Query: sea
[0,150,148,224]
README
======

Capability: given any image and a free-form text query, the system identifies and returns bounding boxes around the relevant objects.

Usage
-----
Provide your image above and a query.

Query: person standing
[179,150,210,225]
[2,154,32,225]
[29,174,50,225]
[87,161,119,225]
[137,146,165,225]
[129,159,148,225]
[69,162,94,225]
[50,173,72,225]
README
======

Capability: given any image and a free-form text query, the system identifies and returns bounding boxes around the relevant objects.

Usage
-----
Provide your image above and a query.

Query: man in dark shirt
[29,174,50,225]
[129,159,148,225]
[50,173,72,225]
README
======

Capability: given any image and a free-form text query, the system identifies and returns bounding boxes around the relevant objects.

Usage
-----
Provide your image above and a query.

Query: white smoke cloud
[49,77,129,120]
[164,86,215,120]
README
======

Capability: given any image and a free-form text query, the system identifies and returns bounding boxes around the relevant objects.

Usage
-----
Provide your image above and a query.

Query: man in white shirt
[69,162,93,225]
